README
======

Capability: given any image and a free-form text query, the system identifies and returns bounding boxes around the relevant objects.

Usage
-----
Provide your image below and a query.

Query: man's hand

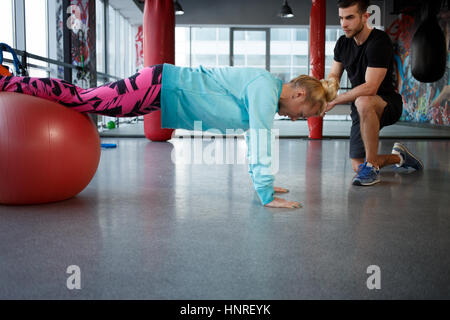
[274,186,289,193]
[321,100,337,117]
[265,197,302,209]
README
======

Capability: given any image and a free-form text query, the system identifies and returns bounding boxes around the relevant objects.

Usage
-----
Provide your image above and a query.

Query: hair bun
[320,78,339,102]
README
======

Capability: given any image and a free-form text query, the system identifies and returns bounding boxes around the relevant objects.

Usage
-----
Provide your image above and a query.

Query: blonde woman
[0,64,337,208]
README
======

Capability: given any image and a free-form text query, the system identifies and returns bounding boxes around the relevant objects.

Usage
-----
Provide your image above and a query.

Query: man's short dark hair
[337,0,370,14]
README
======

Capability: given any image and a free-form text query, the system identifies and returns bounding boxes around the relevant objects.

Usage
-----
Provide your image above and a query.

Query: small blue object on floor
[101,143,117,149]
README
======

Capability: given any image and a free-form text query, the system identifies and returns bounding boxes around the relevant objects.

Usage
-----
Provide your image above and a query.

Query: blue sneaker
[352,162,380,186]
[392,142,424,170]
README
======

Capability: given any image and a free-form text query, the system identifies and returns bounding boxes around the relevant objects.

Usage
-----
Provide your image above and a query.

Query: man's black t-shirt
[334,28,396,96]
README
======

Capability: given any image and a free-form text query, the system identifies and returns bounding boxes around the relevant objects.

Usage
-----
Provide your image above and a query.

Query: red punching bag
[308,0,326,139]
[143,0,175,141]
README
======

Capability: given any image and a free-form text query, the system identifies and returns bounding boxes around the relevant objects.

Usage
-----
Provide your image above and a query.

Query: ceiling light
[279,0,294,18]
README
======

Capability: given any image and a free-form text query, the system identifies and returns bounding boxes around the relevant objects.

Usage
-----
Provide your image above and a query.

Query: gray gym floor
[99,119,450,139]
[0,133,449,299]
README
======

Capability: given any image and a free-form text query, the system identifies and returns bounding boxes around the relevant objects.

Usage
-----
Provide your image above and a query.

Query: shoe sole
[393,142,424,170]
[352,179,381,186]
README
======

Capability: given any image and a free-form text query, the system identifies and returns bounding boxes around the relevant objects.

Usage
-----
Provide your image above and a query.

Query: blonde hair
[289,75,339,115]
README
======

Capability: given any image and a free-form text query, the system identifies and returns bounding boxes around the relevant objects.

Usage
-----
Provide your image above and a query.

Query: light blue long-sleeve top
[160,63,283,205]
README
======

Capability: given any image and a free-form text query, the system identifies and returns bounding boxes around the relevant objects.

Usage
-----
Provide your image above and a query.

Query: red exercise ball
[0,92,101,205]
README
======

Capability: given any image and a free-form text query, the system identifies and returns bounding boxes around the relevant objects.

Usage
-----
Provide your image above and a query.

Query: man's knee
[355,96,376,115]
[355,96,387,118]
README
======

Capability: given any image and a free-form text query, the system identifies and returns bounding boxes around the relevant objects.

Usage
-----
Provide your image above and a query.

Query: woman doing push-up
[0,64,338,208]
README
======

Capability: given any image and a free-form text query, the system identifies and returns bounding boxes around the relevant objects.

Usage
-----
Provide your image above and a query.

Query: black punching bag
[411,1,447,83]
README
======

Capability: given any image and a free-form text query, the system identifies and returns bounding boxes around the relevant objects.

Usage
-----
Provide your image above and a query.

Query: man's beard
[346,23,365,38]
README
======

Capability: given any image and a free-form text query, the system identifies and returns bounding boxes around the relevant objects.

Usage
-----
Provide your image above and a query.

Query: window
[247,54,265,67]
[0,0,14,73]
[192,54,216,66]
[325,27,349,89]
[0,0,14,46]
[171,26,350,87]
[271,67,291,84]
[270,28,309,83]
[119,14,125,78]
[295,29,308,41]
[25,0,48,77]
[127,23,135,75]
[175,27,190,67]
[193,28,216,41]
[271,29,290,41]
[191,27,229,68]
[272,55,291,66]
[218,29,229,41]
[293,55,308,66]
[96,0,105,73]
[326,29,338,42]
[107,5,116,76]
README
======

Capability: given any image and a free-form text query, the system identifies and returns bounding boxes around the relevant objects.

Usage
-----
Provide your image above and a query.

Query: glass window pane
[96,0,105,73]
[191,27,229,68]
[295,29,308,41]
[107,5,116,75]
[114,10,120,77]
[271,27,309,79]
[272,55,291,66]
[218,54,229,66]
[0,0,14,45]
[25,0,48,74]
[192,54,216,67]
[271,67,291,83]
[247,31,265,41]
[233,54,245,66]
[325,56,334,66]
[271,28,290,41]
[247,54,265,66]
[326,29,338,42]
[234,31,245,41]
[233,30,266,68]
[293,67,308,77]
[127,21,131,75]
[193,28,216,41]
[218,28,229,41]
[123,19,128,76]
[293,55,308,66]
[28,67,48,78]
[175,26,190,67]
[128,25,134,73]
[119,15,125,77]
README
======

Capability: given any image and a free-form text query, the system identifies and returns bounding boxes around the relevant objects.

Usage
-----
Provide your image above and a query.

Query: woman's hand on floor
[274,186,289,193]
[265,197,302,209]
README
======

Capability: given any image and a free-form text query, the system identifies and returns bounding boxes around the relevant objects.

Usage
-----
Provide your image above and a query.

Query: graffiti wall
[55,0,96,88]
[135,25,144,70]
[56,0,64,79]
[387,11,450,126]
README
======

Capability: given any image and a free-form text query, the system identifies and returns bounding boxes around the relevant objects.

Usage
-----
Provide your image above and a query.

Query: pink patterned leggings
[0,64,163,117]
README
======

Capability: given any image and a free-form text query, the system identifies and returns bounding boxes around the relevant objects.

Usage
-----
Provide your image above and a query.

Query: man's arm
[327,60,344,85]
[323,66,388,114]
